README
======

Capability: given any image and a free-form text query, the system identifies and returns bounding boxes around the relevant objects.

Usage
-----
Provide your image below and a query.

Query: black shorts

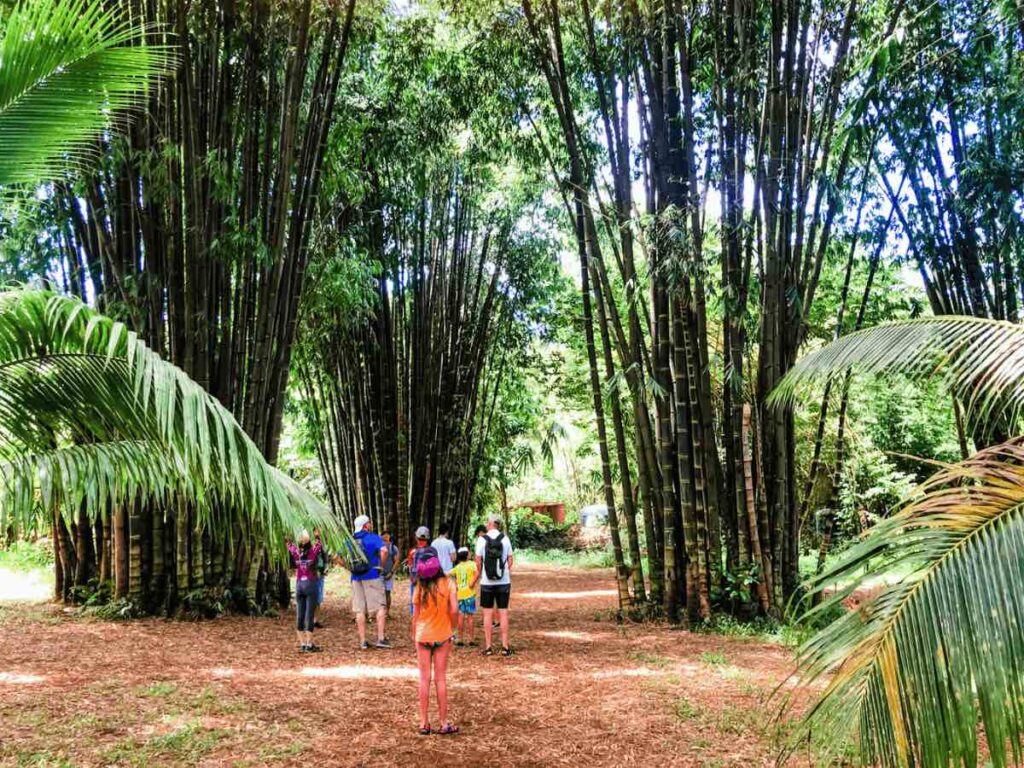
[480,584,511,610]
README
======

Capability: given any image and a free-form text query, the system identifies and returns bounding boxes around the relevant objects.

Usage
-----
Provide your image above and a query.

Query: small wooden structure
[517,501,566,524]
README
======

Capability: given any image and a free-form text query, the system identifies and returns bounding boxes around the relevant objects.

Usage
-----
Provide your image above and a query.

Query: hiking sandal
[418,725,432,736]
[482,646,494,656]
[437,723,459,736]
[501,646,515,657]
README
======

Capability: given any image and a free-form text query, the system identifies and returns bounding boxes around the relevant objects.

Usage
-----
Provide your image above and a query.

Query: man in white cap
[343,514,391,650]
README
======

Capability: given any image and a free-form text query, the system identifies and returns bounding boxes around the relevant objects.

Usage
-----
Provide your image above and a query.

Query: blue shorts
[458,597,476,615]
[316,575,326,605]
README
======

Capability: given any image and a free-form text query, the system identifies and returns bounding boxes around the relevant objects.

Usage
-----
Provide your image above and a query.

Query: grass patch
[698,650,728,665]
[258,741,308,761]
[629,650,671,667]
[193,686,249,715]
[103,721,226,767]
[14,753,74,768]
[714,703,762,736]
[674,697,698,721]
[139,681,178,697]
[517,548,616,569]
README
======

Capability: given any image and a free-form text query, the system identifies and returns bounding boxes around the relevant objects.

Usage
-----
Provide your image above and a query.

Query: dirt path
[0,565,813,767]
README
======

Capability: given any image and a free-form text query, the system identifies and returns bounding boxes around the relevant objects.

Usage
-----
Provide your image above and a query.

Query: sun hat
[415,525,430,540]
[416,555,441,580]
[353,514,371,530]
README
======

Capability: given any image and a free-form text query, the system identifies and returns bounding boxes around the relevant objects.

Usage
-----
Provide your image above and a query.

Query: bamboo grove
[12,0,1024,624]
[40,0,360,612]
[475,0,1024,622]
[292,20,564,550]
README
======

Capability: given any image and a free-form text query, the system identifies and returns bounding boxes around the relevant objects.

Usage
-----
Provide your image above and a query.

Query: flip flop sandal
[482,647,494,656]
[438,724,459,736]
[418,726,432,736]
[501,646,515,657]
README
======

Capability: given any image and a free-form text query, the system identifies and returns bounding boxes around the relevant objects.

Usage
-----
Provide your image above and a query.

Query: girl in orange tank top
[412,550,459,736]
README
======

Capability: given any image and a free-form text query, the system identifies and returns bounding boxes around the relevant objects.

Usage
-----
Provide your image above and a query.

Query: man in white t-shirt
[474,513,514,656]
[430,523,458,575]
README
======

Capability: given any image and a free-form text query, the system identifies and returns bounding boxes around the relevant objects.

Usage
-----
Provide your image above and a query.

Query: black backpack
[483,533,506,580]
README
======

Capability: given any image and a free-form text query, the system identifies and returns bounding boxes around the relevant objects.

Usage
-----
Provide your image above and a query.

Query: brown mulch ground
[0,565,818,767]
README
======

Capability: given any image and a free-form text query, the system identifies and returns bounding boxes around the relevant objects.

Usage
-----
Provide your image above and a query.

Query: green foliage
[773,316,1024,432]
[0,540,52,571]
[786,437,1024,767]
[0,290,344,563]
[0,0,173,187]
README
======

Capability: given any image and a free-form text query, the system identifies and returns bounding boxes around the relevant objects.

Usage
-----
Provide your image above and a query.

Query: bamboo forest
[2,0,1024,765]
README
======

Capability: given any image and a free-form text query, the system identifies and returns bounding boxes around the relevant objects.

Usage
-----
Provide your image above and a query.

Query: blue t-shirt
[350,531,385,581]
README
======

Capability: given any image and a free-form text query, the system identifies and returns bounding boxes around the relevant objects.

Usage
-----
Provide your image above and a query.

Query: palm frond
[771,316,1024,428]
[0,289,346,561]
[787,438,1024,767]
[0,0,174,187]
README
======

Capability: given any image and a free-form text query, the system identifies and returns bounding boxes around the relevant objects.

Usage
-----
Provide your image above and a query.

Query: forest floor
[0,564,832,767]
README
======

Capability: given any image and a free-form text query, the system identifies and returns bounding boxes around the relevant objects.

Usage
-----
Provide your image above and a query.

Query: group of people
[284,512,516,735]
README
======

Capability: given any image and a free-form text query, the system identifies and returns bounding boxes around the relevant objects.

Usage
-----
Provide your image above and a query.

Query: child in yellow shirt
[451,547,478,646]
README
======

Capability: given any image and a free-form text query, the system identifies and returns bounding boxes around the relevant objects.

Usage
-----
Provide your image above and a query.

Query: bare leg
[433,641,452,726]
[386,589,392,617]
[483,607,494,649]
[416,644,432,730]
[376,606,387,642]
[355,612,367,645]
[467,611,475,644]
[499,608,510,649]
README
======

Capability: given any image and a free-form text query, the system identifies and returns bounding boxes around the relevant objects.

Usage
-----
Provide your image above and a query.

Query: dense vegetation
[4,0,1024,763]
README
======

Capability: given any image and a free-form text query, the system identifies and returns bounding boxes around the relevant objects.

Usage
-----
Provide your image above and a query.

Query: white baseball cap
[415,525,430,539]
[353,514,371,530]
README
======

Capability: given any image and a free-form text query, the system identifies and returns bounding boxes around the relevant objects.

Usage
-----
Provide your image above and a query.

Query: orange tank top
[413,577,453,644]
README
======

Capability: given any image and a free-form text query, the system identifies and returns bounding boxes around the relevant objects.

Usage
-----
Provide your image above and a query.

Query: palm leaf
[787,438,1024,767]
[771,316,1024,429]
[0,0,174,187]
[0,289,346,562]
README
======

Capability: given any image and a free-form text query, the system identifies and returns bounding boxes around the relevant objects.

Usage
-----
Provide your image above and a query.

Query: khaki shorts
[351,578,385,614]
